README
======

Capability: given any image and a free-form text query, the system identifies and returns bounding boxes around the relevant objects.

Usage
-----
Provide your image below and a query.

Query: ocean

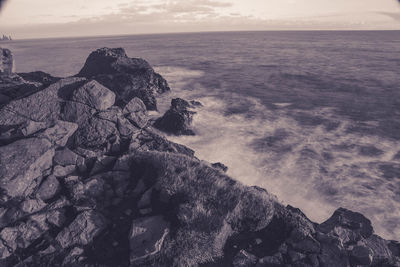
[3,31,400,240]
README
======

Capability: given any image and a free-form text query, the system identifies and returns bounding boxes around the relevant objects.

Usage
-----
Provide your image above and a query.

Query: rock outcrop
[154,98,197,135]
[76,47,170,110]
[0,48,399,267]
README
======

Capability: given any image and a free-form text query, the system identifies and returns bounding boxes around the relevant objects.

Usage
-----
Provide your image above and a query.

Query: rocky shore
[0,47,399,267]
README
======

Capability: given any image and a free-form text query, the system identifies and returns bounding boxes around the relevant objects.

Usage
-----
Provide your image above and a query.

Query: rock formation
[76,47,170,110]
[154,98,198,135]
[0,48,399,267]
[0,48,13,75]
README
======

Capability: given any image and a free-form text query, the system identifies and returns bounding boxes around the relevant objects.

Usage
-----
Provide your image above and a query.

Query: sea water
[3,31,400,240]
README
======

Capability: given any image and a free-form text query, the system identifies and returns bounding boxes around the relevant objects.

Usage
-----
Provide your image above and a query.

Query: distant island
[0,34,12,41]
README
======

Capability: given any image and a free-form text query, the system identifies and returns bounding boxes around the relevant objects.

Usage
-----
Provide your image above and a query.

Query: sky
[0,0,400,39]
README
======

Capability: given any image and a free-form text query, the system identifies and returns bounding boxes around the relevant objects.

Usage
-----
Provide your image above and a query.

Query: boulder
[71,80,115,111]
[76,47,170,110]
[129,215,170,264]
[36,175,60,201]
[154,98,196,135]
[317,207,374,243]
[56,210,107,249]
[123,97,148,128]
[0,138,54,198]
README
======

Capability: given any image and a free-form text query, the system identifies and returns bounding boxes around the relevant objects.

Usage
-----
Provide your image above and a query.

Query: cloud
[379,11,400,22]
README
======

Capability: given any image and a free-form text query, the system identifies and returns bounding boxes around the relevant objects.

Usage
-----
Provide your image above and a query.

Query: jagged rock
[317,207,374,244]
[131,128,195,156]
[76,47,170,110]
[154,98,196,135]
[71,80,115,111]
[0,77,86,125]
[0,138,54,198]
[212,162,228,172]
[63,100,118,150]
[37,120,78,146]
[359,234,395,265]
[123,97,148,128]
[129,215,170,264]
[56,210,107,249]
[36,175,60,201]
[350,245,373,265]
[233,250,258,267]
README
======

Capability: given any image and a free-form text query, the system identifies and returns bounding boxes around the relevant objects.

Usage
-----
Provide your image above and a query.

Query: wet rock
[129,215,170,264]
[56,210,107,248]
[233,250,258,267]
[359,234,394,265]
[212,162,228,172]
[350,245,373,265]
[18,71,60,88]
[317,207,373,243]
[123,97,148,128]
[138,187,153,209]
[0,138,54,198]
[71,80,115,111]
[154,98,196,135]
[76,47,170,110]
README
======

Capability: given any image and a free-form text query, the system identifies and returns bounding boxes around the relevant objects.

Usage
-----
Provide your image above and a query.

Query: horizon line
[3,29,400,41]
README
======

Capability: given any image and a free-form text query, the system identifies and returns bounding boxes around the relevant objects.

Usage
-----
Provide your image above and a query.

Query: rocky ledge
[0,47,399,267]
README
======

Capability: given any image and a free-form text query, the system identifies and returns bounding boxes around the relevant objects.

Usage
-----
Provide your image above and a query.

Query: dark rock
[190,100,203,107]
[212,162,228,172]
[56,210,107,248]
[76,47,170,110]
[233,250,258,267]
[317,207,373,243]
[18,71,60,88]
[350,245,373,265]
[129,215,170,264]
[154,98,196,135]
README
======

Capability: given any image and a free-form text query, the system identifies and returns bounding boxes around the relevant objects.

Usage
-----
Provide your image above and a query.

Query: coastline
[0,46,399,266]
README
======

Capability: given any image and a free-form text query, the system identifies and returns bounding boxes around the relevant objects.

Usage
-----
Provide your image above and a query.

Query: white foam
[156,66,400,240]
